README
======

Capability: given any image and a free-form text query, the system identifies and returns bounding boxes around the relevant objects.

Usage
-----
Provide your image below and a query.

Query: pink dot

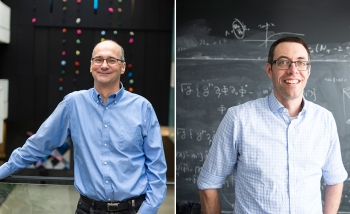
[77,29,82,35]
[62,51,66,56]
[108,7,114,13]
[32,18,36,23]
[129,38,134,43]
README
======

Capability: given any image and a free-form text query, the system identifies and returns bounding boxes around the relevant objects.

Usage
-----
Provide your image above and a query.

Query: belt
[80,194,145,211]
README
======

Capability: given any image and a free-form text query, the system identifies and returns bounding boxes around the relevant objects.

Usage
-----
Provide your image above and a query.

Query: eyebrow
[276,55,308,60]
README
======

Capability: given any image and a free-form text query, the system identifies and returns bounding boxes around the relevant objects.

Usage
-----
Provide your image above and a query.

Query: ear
[266,63,272,79]
[120,62,126,74]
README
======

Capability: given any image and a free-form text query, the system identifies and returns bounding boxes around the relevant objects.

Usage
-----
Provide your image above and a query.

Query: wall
[0,0,173,177]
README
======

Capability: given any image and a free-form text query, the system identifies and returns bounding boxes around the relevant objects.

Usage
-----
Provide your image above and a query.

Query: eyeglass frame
[271,59,311,71]
[91,57,125,66]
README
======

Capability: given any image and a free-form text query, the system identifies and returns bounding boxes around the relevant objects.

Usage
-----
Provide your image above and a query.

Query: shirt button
[106,107,108,110]
[104,125,108,128]
[104,143,107,146]
[108,198,111,201]
[106,180,108,184]
[104,162,107,165]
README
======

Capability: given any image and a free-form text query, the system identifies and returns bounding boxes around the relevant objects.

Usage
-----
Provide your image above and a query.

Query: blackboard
[176,0,350,212]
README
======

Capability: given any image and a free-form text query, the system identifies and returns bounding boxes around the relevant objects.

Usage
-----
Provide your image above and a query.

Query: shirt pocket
[117,125,143,152]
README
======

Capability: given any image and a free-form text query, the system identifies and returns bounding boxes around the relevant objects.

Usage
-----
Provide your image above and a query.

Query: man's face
[266,42,311,103]
[90,41,126,88]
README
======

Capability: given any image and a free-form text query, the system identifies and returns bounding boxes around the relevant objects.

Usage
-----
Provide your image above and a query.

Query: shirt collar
[268,91,308,115]
[92,82,125,104]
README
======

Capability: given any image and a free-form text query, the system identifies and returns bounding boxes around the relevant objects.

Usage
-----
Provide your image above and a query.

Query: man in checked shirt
[197,36,347,214]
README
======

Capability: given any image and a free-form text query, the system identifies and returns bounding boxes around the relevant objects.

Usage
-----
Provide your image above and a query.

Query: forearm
[199,189,221,214]
[324,183,343,214]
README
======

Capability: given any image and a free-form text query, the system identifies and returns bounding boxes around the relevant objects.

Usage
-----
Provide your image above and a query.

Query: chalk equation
[177,150,208,162]
[180,82,269,98]
[179,82,317,102]
[225,18,250,39]
[177,127,216,145]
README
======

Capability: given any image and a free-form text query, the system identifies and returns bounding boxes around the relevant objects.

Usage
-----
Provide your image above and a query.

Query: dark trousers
[75,197,141,214]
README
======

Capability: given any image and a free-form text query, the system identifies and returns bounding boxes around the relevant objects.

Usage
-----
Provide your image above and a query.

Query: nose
[287,62,299,74]
[101,59,109,67]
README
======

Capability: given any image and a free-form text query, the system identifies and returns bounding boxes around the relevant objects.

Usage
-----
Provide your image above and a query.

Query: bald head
[92,40,125,61]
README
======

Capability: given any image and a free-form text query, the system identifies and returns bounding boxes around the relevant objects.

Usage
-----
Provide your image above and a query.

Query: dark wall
[0,0,173,125]
[0,0,173,176]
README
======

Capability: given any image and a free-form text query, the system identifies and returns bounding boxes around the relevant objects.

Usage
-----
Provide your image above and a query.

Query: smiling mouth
[284,80,300,84]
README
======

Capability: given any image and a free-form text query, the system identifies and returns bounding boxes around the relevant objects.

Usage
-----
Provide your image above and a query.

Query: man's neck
[95,84,120,104]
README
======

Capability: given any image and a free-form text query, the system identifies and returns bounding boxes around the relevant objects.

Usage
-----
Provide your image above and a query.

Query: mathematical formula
[177,128,215,145]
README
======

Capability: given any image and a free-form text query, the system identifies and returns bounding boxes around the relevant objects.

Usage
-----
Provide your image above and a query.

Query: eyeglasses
[91,57,124,66]
[272,59,311,71]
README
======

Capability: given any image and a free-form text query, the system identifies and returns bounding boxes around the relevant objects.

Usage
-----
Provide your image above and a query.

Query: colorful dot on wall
[59,86,63,91]
[118,21,122,25]
[127,63,132,69]
[118,0,122,2]
[61,70,66,75]
[129,79,134,84]
[101,38,105,42]
[76,18,81,24]
[62,51,66,56]
[101,31,106,36]
[63,6,67,11]
[113,30,118,35]
[77,0,81,3]
[75,70,80,75]
[62,28,67,33]
[32,18,37,23]
[129,31,134,36]
[59,78,64,82]
[61,60,66,66]
[129,38,134,44]
[128,72,132,78]
[77,29,82,35]
[129,87,133,92]
[108,7,114,13]
[75,61,80,67]
[118,8,122,13]
[76,39,81,44]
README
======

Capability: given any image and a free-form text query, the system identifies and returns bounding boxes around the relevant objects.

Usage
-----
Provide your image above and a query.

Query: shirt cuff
[323,166,348,185]
[197,168,226,190]
[0,163,13,180]
[138,201,159,214]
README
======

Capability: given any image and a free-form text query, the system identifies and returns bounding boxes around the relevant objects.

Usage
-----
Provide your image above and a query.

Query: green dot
[113,30,118,35]
[76,39,81,44]
[129,79,134,84]
[59,86,63,91]
[61,70,66,75]
[118,21,122,25]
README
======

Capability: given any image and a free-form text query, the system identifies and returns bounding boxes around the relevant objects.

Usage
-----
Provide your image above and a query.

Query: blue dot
[61,60,66,66]
[128,72,132,78]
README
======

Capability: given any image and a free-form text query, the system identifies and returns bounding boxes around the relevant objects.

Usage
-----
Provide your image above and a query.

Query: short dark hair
[267,36,310,64]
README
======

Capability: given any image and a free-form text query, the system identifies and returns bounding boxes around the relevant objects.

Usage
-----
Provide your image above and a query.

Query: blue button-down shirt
[0,87,167,214]
[197,92,348,214]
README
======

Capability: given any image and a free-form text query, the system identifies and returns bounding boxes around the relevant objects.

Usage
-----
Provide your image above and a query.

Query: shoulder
[304,99,334,120]
[122,90,152,106]
[228,96,268,115]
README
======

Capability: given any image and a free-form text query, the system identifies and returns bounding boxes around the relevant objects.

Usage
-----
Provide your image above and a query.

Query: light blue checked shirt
[197,92,348,214]
[0,87,167,214]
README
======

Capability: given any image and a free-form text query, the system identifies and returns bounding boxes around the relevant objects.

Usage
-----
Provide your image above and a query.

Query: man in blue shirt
[0,40,167,214]
[197,37,348,214]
